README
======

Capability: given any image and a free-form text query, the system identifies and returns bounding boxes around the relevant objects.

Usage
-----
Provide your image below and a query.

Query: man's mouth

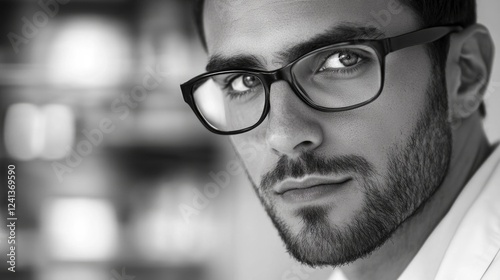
[273,176,352,203]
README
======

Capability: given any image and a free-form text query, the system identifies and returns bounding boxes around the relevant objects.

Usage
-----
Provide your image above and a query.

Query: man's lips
[273,176,352,195]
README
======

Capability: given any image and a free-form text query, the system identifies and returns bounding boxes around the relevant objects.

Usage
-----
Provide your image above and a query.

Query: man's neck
[341,114,493,280]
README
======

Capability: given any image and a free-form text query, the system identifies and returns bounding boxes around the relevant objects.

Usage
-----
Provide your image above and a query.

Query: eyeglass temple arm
[385,25,463,53]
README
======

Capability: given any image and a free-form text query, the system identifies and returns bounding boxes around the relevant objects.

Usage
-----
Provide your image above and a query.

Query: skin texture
[201,0,495,279]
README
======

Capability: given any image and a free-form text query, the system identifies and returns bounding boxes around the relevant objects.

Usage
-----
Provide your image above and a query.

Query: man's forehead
[203,0,420,67]
[205,24,385,72]
[205,0,314,22]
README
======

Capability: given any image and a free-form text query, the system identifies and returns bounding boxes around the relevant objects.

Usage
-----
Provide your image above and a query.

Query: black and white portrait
[0,1,499,280]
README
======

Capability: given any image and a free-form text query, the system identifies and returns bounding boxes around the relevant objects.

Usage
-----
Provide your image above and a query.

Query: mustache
[260,152,375,191]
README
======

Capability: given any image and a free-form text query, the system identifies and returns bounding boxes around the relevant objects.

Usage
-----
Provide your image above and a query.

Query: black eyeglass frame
[181,25,463,135]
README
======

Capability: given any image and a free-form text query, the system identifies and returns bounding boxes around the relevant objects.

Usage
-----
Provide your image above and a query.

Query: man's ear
[446,24,495,123]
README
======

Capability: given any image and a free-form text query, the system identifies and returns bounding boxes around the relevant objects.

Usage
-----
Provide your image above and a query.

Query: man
[180,0,499,279]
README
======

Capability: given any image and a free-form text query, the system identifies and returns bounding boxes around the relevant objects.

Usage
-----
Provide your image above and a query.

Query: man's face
[203,0,452,266]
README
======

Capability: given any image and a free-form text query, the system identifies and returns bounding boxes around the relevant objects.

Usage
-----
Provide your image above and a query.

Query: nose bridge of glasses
[260,64,300,101]
[262,63,293,85]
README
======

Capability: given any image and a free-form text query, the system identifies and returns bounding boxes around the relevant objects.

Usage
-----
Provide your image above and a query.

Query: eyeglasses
[181,26,462,135]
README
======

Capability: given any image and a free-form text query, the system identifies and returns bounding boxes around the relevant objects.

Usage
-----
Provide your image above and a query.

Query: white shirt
[330,146,500,280]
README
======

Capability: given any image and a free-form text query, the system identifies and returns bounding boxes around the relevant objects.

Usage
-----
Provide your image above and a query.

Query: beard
[238,67,453,267]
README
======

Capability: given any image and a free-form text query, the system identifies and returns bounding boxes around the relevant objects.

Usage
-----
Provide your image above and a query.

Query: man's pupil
[243,75,256,88]
[339,52,358,66]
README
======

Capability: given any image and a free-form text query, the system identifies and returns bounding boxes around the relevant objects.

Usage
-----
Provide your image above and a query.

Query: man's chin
[268,206,381,267]
[280,224,367,267]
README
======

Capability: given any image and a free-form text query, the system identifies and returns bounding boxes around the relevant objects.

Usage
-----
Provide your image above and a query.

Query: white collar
[330,146,500,280]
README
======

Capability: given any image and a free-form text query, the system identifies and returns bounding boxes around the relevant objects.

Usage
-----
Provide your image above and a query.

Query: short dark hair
[192,0,485,116]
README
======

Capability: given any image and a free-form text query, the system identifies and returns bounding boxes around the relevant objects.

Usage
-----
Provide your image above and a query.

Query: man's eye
[230,75,258,92]
[319,51,362,71]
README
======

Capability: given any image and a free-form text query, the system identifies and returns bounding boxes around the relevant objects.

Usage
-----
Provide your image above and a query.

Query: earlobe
[446,24,495,122]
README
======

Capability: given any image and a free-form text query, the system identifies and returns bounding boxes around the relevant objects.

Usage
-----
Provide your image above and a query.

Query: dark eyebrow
[206,54,265,72]
[206,23,385,72]
[278,23,385,64]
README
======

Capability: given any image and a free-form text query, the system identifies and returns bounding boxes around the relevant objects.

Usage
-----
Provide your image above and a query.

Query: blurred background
[0,1,498,280]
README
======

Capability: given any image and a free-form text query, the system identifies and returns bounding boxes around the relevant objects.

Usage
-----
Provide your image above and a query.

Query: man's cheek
[231,136,269,182]
[238,142,259,163]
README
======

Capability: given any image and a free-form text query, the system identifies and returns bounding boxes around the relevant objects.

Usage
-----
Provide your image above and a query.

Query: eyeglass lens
[192,44,382,132]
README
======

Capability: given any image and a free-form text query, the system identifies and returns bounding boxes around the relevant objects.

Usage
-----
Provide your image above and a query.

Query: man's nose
[265,81,324,157]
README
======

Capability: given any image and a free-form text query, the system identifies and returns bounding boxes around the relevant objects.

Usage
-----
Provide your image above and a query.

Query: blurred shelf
[106,144,220,180]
